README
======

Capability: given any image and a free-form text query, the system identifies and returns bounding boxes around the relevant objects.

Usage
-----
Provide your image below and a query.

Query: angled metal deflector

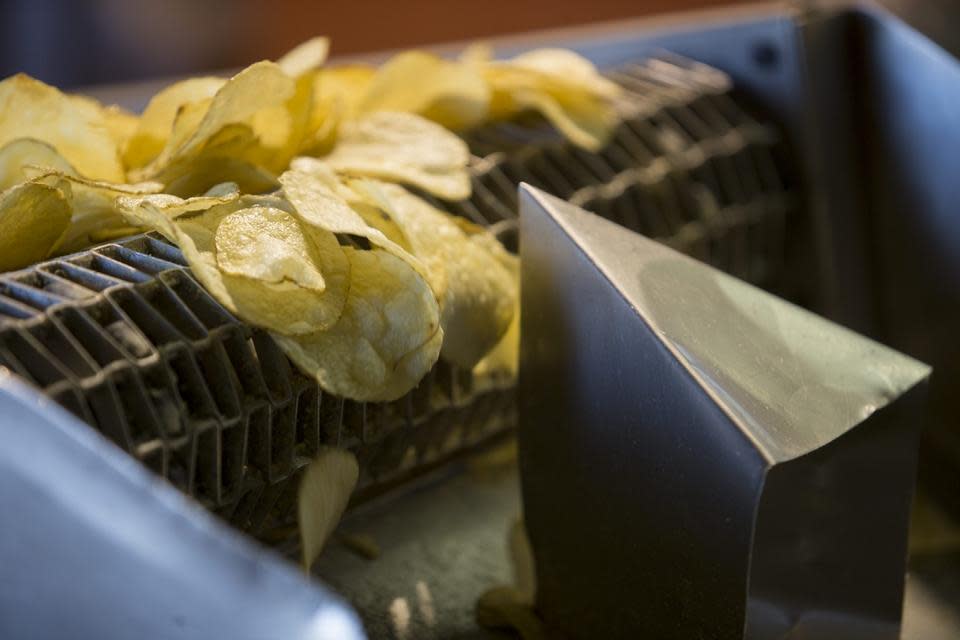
[518,184,930,640]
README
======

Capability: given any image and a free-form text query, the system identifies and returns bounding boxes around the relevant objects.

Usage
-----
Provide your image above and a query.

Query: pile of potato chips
[0,36,621,402]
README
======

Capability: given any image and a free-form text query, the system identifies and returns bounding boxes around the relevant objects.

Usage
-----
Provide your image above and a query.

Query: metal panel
[851,7,960,508]
[0,369,365,640]
[518,186,929,639]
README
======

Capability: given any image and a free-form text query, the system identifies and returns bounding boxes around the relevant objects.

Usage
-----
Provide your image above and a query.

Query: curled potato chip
[300,65,375,155]
[277,36,330,78]
[473,243,520,384]
[353,182,516,368]
[98,104,140,150]
[511,88,621,152]
[14,167,163,255]
[273,246,442,402]
[215,206,329,291]
[508,48,621,99]
[166,63,293,161]
[116,186,240,227]
[0,180,72,271]
[0,139,76,191]
[26,172,164,255]
[161,154,280,197]
[123,77,226,169]
[467,47,622,151]
[322,111,471,200]
[298,447,359,571]
[132,62,299,186]
[358,51,490,131]
[118,193,350,335]
[0,74,124,182]
[279,160,409,256]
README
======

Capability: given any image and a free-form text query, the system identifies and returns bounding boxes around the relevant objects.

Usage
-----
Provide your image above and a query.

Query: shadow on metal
[517,185,930,639]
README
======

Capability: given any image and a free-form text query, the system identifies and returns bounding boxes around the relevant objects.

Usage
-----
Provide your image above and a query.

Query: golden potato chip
[473,228,519,384]
[277,36,330,78]
[0,74,124,182]
[115,186,240,228]
[322,111,471,200]
[123,77,226,169]
[161,155,279,197]
[134,62,297,183]
[512,88,620,152]
[287,156,358,200]
[458,42,494,67]
[0,139,75,191]
[273,246,442,402]
[348,179,447,295]
[349,199,411,252]
[300,65,375,155]
[248,65,316,173]
[0,180,71,271]
[101,104,139,149]
[473,288,519,384]
[356,182,516,368]
[118,193,350,334]
[509,48,621,99]
[14,167,162,255]
[215,205,329,291]
[203,181,242,198]
[467,47,622,151]
[298,447,359,571]
[279,161,415,261]
[358,51,490,131]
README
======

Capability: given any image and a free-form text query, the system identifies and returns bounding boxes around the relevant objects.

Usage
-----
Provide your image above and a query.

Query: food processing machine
[1,1,959,638]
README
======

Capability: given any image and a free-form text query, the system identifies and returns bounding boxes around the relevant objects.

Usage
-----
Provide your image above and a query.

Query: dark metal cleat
[518,185,931,640]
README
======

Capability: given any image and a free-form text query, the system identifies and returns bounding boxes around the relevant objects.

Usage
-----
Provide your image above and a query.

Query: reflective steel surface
[518,186,930,639]
[0,369,364,640]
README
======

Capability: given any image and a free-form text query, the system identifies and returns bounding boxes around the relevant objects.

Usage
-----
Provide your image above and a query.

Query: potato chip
[472,227,520,382]
[25,172,164,255]
[349,199,411,251]
[133,62,298,185]
[509,48,621,99]
[17,168,163,254]
[473,293,519,383]
[322,111,470,200]
[116,186,240,227]
[123,76,226,170]
[0,74,124,182]
[101,104,139,149]
[358,51,490,131]
[118,193,350,335]
[298,447,359,571]
[466,47,622,151]
[0,139,75,191]
[300,65,375,155]
[161,155,279,197]
[273,246,442,402]
[215,205,329,291]
[0,180,71,271]
[278,161,419,263]
[277,36,330,78]
[512,88,621,152]
[355,182,516,368]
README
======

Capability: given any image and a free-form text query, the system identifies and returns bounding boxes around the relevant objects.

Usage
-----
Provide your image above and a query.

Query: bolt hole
[752,41,780,70]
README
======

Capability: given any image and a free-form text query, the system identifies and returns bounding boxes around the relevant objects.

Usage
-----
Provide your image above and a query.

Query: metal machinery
[0,1,958,638]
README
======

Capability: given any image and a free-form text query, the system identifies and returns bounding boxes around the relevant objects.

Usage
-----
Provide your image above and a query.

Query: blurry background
[0,0,753,91]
